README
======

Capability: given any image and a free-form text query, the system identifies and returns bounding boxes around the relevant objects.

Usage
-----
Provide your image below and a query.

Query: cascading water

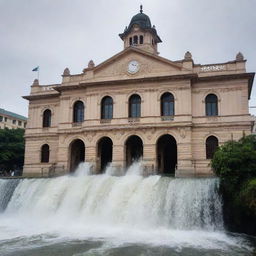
[0,179,19,212]
[0,162,254,256]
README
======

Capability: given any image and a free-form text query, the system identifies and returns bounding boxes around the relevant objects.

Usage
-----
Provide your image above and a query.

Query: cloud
[0,0,255,116]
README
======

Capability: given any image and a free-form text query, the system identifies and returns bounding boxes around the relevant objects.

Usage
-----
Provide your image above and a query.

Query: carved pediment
[93,48,184,79]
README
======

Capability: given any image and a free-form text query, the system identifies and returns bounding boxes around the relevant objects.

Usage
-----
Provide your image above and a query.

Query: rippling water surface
[0,162,255,256]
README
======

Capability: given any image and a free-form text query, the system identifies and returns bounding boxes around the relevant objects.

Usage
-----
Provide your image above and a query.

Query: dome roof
[128,12,152,30]
[119,6,162,43]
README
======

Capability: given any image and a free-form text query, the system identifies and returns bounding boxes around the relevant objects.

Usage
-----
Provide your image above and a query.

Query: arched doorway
[125,135,143,167]
[69,139,85,172]
[157,134,177,175]
[97,137,113,172]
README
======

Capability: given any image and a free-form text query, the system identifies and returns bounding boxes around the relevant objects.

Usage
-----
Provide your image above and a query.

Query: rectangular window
[0,116,2,122]
[163,102,169,116]
[12,120,16,124]
[206,103,212,116]
[104,104,113,119]
[18,121,22,126]
[163,102,174,116]
[131,103,141,118]
[4,117,7,122]
[206,102,218,116]
[212,103,217,116]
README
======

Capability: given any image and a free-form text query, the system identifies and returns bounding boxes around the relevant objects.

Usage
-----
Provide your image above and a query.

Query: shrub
[212,135,256,184]
[211,135,256,235]
[0,128,25,174]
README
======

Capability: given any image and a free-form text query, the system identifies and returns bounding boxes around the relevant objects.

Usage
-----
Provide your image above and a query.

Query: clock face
[128,60,140,74]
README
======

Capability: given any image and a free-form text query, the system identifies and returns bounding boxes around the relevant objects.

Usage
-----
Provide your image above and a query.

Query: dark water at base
[1,235,255,256]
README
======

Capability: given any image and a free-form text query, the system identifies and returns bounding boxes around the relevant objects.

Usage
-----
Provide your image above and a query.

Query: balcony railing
[100,119,111,124]
[161,116,174,121]
[128,118,140,123]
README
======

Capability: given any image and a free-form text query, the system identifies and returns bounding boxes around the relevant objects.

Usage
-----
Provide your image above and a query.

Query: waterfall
[0,163,223,231]
[0,179,19,212]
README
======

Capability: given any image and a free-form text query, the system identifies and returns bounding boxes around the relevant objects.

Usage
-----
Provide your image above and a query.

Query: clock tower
[119,5,162,55]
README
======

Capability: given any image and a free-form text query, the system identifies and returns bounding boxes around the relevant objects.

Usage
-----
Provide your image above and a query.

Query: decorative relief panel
[178,128,186,138]
[86,134,93,142]
[147,134,153,140]
[200,65,226,72]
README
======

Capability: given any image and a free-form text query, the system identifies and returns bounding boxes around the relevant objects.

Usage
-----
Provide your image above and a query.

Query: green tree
[212,135,256,184]
[0,128,25,175]
[211,135,256,235]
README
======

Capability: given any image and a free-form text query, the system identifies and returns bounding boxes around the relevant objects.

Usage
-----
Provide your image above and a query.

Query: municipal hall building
[23,7,254,177]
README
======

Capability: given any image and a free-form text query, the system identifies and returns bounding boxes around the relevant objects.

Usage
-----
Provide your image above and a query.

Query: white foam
[73,162,93,176]
[0,162,251,252]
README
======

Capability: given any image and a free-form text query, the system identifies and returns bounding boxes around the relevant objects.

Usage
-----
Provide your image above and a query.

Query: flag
[32,66,39,72]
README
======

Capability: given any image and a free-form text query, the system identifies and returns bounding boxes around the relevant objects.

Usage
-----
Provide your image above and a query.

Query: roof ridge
[0,108,27,121]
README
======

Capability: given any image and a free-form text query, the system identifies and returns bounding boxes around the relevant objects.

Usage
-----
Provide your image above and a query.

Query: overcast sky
[0,0,255,117]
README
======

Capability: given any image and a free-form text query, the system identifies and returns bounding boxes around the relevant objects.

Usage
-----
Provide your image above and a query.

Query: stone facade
[23,8,254,177]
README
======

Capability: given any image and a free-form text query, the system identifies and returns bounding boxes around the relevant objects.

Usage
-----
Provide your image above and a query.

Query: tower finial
[140,4,143,13]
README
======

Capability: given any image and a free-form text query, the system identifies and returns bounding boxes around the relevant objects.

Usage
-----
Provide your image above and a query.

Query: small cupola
[119,5,162,54]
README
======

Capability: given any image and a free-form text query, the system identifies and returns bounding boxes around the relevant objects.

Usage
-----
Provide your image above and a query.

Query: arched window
[133,35,138,45]
[206,136,218,159]
[129,37,132,46]
[139,35,143,44]
[42,109,51,127]
[129,94,141,118]
[101,96,113,119]
[205,94,218,116]
[73,101,84,123]
[161,92,174,116]
[41,144,49,163]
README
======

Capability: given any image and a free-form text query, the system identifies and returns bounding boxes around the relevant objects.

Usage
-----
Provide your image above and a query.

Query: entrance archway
[125,135,143,167]
[97,137,113,172]
[157,134,177,175]
[69,139,85,172]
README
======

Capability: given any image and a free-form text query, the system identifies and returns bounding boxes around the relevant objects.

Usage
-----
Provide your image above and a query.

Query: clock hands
[128,61,139,73]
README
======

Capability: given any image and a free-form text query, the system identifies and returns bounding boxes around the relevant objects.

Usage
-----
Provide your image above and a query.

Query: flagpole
[32,66,40,81]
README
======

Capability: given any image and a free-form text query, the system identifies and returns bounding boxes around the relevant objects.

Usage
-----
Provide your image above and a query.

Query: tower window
[133,35,138,45]
[139,35,143,44]
[43,109,51,127]
[129,37,132,46]
[41,144,50,163]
